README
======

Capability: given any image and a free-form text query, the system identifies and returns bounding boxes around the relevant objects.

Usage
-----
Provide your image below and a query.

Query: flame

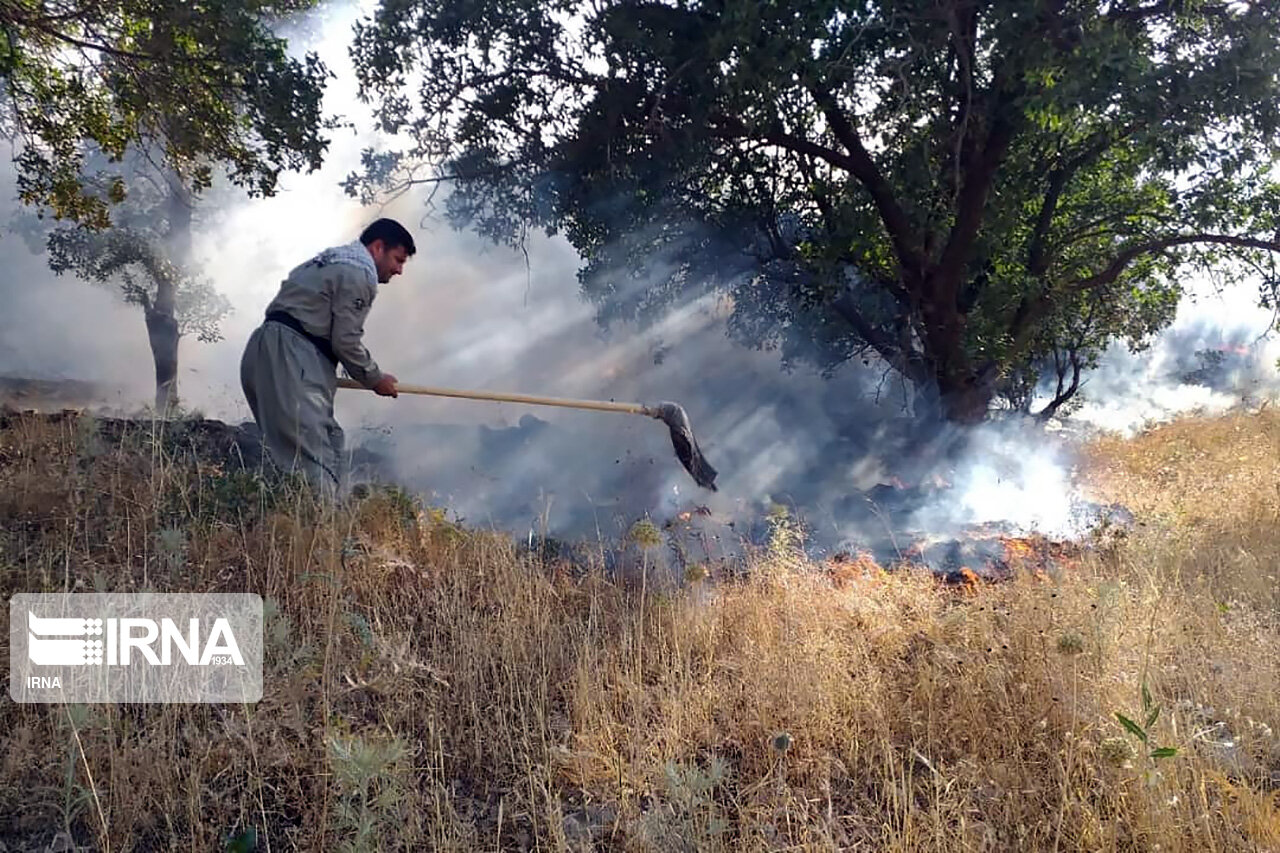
[950,567,981,593]
[994,534,1084,577]
[674,506,713,523]
[1000,536,1037,563]
[892,531,1084,582]
[827,551,887,588]
[664,500,1087,588]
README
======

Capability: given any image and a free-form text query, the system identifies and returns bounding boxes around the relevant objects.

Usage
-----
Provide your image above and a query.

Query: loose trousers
[240,322,345,496]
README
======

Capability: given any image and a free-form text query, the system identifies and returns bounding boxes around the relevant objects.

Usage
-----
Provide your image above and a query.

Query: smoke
[1056,278,1280,437]
[0,166,154,406]
[0,229,147,391]
[1,2,1278,561]
[926,425,1078,535]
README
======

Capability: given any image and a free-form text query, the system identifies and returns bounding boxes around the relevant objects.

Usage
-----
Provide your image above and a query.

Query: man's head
[360,218,417,283]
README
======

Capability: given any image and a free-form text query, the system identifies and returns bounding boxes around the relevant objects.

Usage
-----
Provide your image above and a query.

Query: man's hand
[372,374,398,398]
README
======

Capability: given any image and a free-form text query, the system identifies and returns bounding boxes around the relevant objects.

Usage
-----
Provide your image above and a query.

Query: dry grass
[1081,407,1280,614]
[0,408,1278,852]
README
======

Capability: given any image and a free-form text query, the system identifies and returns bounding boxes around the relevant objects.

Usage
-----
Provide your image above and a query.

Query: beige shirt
[265,255,384,387]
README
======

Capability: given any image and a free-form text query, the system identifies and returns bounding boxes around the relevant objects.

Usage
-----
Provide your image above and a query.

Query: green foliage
[45,219,231,343]
[56,703,100,834]
[0,0,332,229]
[2,2,331,410]
[683,562,708,583]
[326,732,413,852]
[199,468,289,521]
[154,526,188,571]
[223,827,258,853]
[636,758,732,849]
[764,502,806,559]
[350,0,1280,421]
[30,171,232,409]
[343,610,375,650]
[1114,681,1180,764]
[1056,631,1085,656]
[156,458,303,527]
[368,483,421,529]
[1098,736,1134,768]
[627,516,664,550]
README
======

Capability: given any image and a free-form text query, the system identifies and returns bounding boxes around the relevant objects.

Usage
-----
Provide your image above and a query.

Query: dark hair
[359,218,417,255]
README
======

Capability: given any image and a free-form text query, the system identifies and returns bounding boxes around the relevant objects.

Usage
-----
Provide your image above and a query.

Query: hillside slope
[1,408,1277,851]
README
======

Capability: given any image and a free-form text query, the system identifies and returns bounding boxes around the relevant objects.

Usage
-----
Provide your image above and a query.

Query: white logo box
[10,593,263,704]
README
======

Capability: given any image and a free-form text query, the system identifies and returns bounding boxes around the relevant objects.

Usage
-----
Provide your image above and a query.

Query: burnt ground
[0,375,112,411]
[0,382,1134,586]
[0,406,267,471]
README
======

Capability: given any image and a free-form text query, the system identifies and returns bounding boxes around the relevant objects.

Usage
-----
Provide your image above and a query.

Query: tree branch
[1069,233,1280,292]
[713,111,925,288]
[16,18,199,63]
[1027,167,1072,275]
[1053,209,1178,249]
[1033,347,1082,421]
[797,153,838,238]
[803,88,926,285]
[1003,232,1280,368]
[945,0,978,202]
[397,165,515,188]
[831,285,930,386]
[1106,0,1233,23]
[466,65,601,91]
[1026,122,1148,273]
[934,77,1021,283]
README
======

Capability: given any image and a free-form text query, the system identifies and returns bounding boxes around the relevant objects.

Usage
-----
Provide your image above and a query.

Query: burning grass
[1,408,1278,851]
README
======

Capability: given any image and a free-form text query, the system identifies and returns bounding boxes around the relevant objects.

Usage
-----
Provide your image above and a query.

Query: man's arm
[330,267,386,389]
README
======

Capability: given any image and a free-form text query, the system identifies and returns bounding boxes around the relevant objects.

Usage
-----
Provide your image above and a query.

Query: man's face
[368,240,410,284]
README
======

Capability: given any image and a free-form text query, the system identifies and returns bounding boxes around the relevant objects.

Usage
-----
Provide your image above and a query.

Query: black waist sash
[265,310,338,365]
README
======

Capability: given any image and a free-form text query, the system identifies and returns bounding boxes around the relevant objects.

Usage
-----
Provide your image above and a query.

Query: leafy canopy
[348,0,1280,420]
[48,225,232,342]
[0,0,332,228]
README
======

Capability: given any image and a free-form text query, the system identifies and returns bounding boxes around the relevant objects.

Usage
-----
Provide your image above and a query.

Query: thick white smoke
[1062,278,1280,436]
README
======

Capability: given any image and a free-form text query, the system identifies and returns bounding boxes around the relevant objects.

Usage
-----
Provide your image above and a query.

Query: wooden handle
[337,377,648,415]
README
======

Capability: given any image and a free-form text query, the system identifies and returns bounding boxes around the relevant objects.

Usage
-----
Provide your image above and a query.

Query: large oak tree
[348,0,1280,423]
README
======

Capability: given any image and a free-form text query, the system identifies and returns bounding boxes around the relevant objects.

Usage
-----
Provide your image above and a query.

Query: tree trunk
[936,371,994,424]
[148,175,193,416]
[165,175,193,261]
[832,273,1000,424]
[146,305,180,414]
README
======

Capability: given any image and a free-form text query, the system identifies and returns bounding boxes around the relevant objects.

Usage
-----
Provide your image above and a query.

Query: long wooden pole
[336,377,649,416]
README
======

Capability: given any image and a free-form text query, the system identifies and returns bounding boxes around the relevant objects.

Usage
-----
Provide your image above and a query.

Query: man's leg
[240,325,277,475]
[240,327,263,422]
[242,324,342,496]
[325,418,348,499]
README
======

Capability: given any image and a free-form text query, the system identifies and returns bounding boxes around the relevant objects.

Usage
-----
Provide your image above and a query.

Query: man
[240,218,415,495]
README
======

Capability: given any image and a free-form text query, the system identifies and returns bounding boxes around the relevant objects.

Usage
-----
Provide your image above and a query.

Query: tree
[0,0,331,230]
[1,0,333,412]
[23,153,231,412]
[347,0,1280,423]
